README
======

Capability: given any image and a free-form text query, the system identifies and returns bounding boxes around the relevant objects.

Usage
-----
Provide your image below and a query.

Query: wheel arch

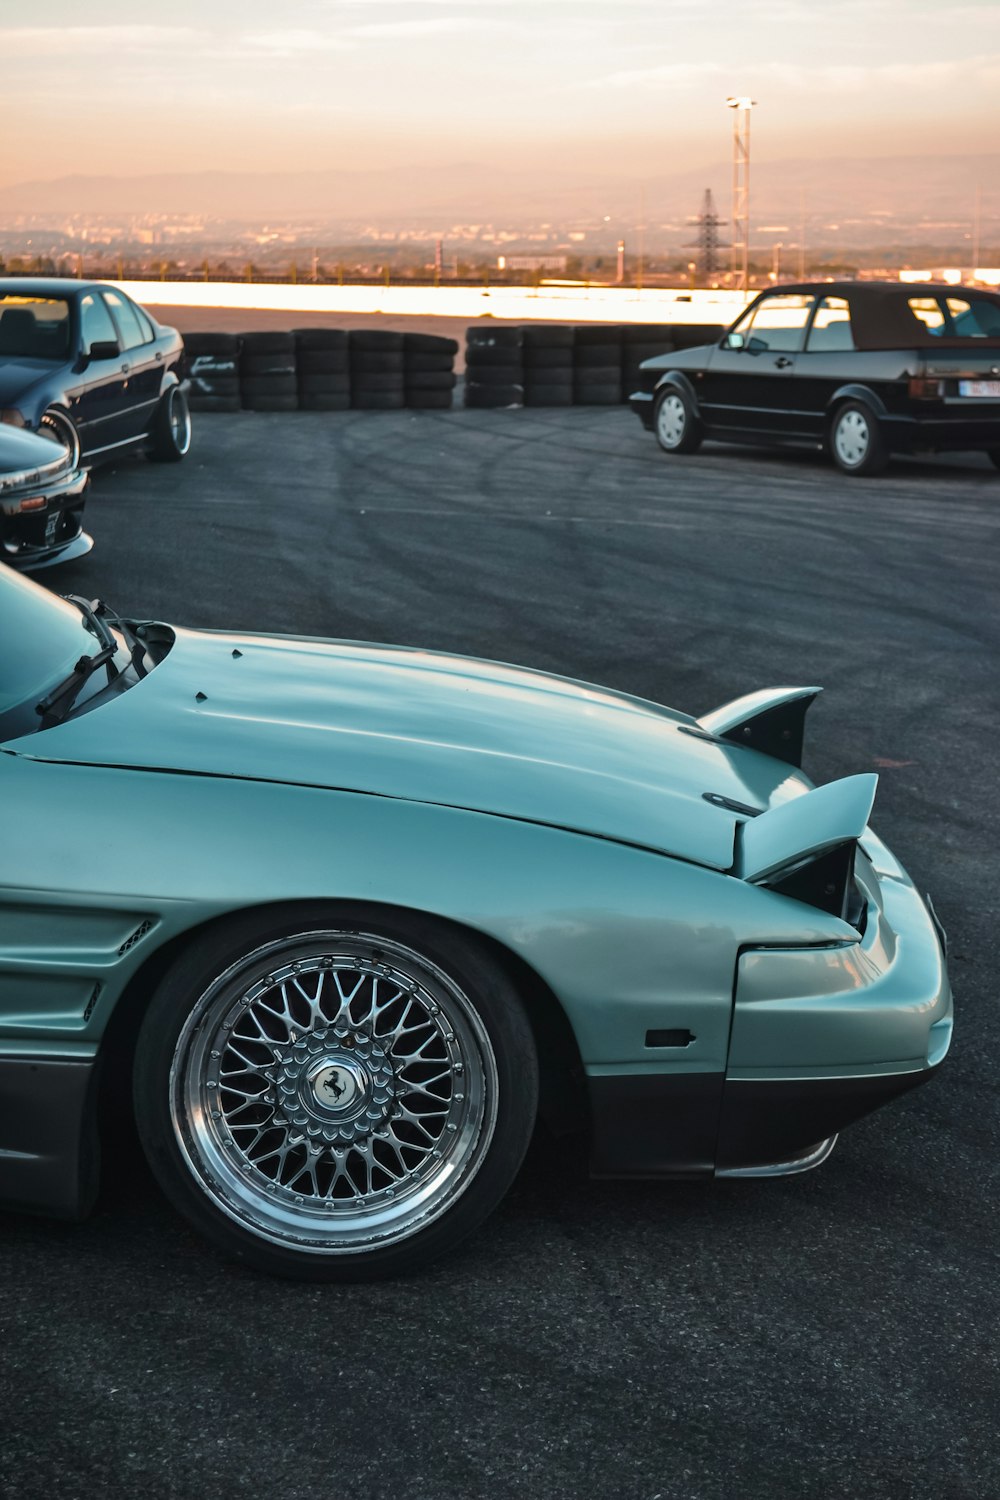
[826,383,887,420]
[655,370,702,416]
[97,896,587,1164]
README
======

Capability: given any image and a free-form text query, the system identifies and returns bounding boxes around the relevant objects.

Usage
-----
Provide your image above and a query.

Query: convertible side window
[806,296,854,352]
[80,292,120,355]
[741,294,814,353]
[103,290,149,350]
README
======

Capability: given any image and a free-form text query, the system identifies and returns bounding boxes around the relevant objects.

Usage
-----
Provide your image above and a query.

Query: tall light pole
[726,95,755,295]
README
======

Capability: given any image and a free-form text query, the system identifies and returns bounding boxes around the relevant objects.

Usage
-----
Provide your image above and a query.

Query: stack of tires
[240,332,298,411]
[622,325,676,402]
[182,333,241,412]
[521,326,574,407]
[464,328,523,408]
[404,333,458,410]
[572,325,623,406]
[670,323,726,352]
[293,329,350,411]
[350,330,405,410]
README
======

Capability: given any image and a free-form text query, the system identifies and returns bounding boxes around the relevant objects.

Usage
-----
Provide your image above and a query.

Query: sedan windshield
[0,296,71,360]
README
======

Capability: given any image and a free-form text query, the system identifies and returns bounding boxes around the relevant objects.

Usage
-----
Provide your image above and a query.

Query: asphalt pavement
[1,405,998,1500]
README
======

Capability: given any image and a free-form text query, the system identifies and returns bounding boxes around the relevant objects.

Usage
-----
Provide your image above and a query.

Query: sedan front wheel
[134,906,538,1280]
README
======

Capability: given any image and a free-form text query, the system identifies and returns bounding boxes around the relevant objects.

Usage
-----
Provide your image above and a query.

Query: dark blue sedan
[0,279,190,467]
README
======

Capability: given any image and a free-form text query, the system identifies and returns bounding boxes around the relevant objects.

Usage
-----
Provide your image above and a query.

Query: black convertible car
[0,279,190,468]
[630,281,1000,475]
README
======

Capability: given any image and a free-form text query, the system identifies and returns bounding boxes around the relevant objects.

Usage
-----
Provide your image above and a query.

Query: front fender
[654,370,702,417]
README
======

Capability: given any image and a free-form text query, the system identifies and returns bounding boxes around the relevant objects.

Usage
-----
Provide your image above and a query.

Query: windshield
[0,295,72,361]
[0,565,111,738]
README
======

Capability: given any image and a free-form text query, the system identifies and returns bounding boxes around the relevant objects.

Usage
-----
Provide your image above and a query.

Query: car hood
[12,629,812,869]
[0,360,53,409]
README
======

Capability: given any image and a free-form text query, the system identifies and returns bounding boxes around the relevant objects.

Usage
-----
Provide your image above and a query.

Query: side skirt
[0,1055,100,1220]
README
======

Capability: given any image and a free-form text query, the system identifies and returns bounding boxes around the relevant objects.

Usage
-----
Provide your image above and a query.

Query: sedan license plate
[44,510,59,543]
[958,379,1000,397]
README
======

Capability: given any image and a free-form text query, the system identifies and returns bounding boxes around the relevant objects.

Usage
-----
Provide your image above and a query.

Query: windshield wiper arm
[35,596,122,728]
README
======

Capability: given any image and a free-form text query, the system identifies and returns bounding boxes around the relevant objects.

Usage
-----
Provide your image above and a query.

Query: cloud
[242,28,352,55]
[588,54,1000,94]
[348,17,506,37]
[0,25,199,56]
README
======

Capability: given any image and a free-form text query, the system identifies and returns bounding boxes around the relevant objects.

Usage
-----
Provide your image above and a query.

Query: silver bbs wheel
[656,392,687,449]
[170,931,499,1255]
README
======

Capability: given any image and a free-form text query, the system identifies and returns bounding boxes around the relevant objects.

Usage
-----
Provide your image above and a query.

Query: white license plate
[958,379,1000,397]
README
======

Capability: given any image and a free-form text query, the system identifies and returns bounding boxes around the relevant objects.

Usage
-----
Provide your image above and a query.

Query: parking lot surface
[2,407,998,1500]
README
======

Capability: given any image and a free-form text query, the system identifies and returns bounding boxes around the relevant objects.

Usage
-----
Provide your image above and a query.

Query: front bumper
[589,829,952,1179]
[628,391,655,430]
[0,468,90,571]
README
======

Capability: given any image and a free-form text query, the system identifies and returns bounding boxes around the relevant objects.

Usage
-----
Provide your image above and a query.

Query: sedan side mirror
[85,340,121,362]
[725,332,745,350]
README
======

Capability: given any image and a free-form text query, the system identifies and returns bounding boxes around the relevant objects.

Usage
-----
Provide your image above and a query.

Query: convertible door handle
[774,356,793,369]
[121,363,130,374]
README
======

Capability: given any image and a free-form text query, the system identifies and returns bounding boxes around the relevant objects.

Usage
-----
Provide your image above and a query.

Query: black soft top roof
[752,280,1000,349]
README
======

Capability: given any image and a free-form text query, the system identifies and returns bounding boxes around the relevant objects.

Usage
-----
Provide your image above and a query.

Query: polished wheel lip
[169,388,192,455]
[834,409,870,468]
[37,409,82,469]
[169,931,498,1255]
[655,392,687,449]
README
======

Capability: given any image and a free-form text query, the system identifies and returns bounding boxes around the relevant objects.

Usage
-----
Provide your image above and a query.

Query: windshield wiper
[35,596,124,729]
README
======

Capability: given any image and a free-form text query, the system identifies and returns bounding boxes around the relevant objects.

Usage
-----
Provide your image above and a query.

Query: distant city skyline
[3,0,999,197]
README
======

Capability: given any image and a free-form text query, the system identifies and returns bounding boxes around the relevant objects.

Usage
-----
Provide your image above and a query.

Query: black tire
[351,373,405,395]
[653,385,703,453]
[670,323,726,351]
[464,383,523,408]
[464,365,522,387]
[829,400,888,476]
[523,348,574,371]
[988,449,1000,471]
[406,390,454,410]
[349,330,404,353]
[349,352,405,375]
[188,393,242,413]
[298,350,350,376]
[404,352,457,374]
[522,325,574,349]
[242,355,297,379]
[188,370,240,397]
[183,332,240,357]
[242,374,297,400]
[243,395,299,412]
[148,385,192,462]
[351,390,406,410]
[298,374,351,397]
[523,384,573,407]
[466,326,522,350]
[623,324,675,347]
[38,407,82,467]
[133,904,538,1281]
[404,333,459,356]
[241,331,295,354]
[292,328,349,352]
[404,371,457,392]
[574,324,624,347]
[465,346,525,370]
[574,345,622,369]
[298,392,352,412]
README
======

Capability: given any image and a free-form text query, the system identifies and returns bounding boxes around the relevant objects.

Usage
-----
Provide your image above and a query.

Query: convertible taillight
[908,377,944,399]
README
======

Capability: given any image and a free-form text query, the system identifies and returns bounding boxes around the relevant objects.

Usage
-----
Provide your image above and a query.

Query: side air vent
[83,983,102,1022]
[119,919,153,957]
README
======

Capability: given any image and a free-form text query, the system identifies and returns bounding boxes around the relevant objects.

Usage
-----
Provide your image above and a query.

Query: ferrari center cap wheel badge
[308,1059,365,1113]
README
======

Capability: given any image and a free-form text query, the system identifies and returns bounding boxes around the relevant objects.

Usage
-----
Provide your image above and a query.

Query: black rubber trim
[0,1055,100,1220]
[587,1072,724,1179]
[716,1068,939,1171]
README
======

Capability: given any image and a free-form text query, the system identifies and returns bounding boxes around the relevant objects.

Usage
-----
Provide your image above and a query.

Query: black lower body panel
[0,1055,100,1219]
[588,1072,724,1179]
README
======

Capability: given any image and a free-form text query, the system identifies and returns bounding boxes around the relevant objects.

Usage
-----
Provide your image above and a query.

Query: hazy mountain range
[1,155,994,244]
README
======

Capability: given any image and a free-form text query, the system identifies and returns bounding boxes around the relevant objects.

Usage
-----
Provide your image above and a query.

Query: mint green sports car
[0,564,952,1279]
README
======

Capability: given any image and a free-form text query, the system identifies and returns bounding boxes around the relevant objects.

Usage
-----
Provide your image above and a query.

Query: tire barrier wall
[183,328,458,412]
[467,323,726,409]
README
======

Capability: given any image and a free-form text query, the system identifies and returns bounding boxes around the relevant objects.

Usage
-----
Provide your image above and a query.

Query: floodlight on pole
[726,95,756,295]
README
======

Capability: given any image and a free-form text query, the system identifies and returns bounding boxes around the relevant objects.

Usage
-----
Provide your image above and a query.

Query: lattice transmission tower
[685,188,727,281]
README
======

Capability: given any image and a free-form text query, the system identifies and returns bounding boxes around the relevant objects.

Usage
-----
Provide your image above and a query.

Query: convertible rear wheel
[148,385,191,462]
[134,907,538,1279]
[654,387,703,454]
[38,407,81,468]
[830,401,888,476]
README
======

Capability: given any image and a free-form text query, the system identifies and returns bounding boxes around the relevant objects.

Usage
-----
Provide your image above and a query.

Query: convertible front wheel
[134,907,538,1279]
[654,387,703,454]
